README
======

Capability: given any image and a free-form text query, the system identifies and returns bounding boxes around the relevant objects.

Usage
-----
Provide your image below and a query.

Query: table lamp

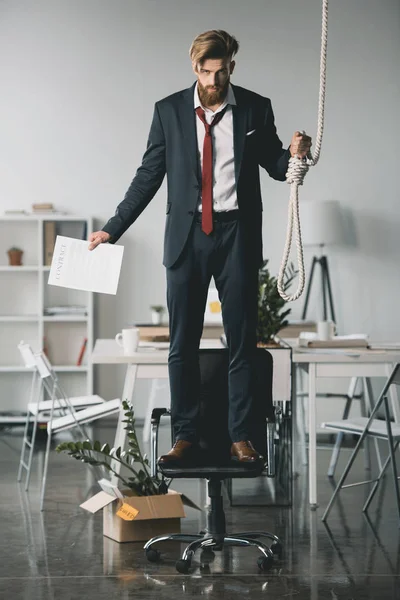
[300,200,343,322]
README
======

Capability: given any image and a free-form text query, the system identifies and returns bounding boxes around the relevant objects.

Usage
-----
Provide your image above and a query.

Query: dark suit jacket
[102,82,290,268]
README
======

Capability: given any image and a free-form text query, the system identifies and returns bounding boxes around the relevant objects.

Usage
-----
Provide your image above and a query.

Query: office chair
[144,348,282,573]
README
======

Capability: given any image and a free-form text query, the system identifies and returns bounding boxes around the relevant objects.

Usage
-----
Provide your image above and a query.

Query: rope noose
[277,0,329,301]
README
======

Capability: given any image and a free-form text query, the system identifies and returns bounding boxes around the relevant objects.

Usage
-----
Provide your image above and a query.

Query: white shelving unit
[0,214,93,413]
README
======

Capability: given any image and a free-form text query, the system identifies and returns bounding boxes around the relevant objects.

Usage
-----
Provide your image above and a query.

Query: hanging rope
[277,0,329,301]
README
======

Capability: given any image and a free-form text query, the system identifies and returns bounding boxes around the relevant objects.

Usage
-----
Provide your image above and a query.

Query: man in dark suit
[89,30,311,464]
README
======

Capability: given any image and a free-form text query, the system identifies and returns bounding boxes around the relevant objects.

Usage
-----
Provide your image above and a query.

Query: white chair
[16,342,120,510]
[17,341,105,489]
[322,363,400,523]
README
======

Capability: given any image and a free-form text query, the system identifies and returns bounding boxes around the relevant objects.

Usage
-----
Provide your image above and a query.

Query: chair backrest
[18,341,36,369]
[195,348,273,462]
[377,363,400,423]
[34,353,53,380]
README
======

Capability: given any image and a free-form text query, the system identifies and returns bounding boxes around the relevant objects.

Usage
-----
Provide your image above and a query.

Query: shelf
[0,214,90,222]
[0,215,93,410]
[43,315,88,322]
[0,266,40,271]
[53,365,89,372]
[0,365,88,372]
[0,316,39,322]
[0,366,34,372]
[0,315,87,322]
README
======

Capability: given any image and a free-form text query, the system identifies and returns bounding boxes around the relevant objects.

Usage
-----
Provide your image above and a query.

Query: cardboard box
[80,487,200,543]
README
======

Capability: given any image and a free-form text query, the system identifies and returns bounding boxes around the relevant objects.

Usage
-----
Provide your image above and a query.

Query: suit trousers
[166,212,259,443]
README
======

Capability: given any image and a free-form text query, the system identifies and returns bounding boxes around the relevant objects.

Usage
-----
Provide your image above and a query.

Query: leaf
[82,440,92,450]
[101,443,110,455]
[93,440,101,452]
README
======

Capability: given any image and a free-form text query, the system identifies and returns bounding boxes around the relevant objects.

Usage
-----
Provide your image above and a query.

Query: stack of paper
[298,332,369,348]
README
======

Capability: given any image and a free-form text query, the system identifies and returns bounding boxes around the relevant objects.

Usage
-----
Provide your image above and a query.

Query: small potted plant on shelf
[257,259,298,348]
[7,246,24,266]
[150,305,165,325]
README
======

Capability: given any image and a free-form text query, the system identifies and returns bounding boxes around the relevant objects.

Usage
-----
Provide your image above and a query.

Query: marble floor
[1,421,399,600]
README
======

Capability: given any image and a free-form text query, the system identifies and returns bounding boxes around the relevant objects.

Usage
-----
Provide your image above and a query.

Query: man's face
[193,58,235,107]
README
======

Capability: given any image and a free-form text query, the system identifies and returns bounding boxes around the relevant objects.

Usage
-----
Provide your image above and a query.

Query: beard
[197,78,229,107]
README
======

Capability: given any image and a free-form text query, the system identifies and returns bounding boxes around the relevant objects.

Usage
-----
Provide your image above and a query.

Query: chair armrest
[150,408,171,478]
[151,407,170,426]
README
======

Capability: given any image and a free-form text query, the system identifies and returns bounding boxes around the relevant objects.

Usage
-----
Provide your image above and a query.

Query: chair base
[144,530,282,573]
[144,478,282,573]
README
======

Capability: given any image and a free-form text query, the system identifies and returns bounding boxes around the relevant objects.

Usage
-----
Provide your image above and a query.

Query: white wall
[1,0,399,419]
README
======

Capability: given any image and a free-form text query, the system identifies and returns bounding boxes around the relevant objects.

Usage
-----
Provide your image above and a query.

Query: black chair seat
[159,460,265,480]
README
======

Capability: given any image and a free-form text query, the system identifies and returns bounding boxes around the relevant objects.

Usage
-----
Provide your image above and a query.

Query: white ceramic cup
[317,320,335,341]
[115,328,140,354]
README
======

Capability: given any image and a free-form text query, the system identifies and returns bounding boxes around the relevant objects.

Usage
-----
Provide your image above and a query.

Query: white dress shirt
[194,83,238,213]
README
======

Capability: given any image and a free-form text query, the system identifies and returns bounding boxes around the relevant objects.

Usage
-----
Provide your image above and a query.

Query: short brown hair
[189,30,239,70]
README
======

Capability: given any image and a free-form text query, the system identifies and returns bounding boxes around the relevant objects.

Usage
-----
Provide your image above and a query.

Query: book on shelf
[4,209,28,215]
[44,221,56,265]
[77,337,88,366]
[31,203,66,215]
[44,305,87,315]
[298,332,369,348]
[32,203,54,211]
[135,323,224,341]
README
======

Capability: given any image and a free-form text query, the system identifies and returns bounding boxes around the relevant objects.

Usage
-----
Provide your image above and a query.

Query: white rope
[277,0,329,301]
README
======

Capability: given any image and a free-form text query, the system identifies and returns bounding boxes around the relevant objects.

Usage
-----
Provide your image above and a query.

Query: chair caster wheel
[146,548,161,563]
[176,558,191,574]
[270,541,283,558]
[200,549,215,563]
[257,555,274,572]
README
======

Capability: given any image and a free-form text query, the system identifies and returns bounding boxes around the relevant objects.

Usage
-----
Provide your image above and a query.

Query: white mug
[317,320,335,341]
[115,328,140,354]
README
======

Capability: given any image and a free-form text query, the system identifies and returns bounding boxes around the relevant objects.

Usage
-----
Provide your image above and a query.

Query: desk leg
[111,363,138,484]
[308,363,318,509]
[387,363,400,423]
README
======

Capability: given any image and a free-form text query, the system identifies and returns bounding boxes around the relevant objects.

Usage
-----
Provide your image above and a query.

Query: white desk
[291,347,400,508]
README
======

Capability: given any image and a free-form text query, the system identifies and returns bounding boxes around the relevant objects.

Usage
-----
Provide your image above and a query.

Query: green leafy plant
[56,401,166,496]
[257,259,298,345]
[150,305,165,314]
[7,246,23,252]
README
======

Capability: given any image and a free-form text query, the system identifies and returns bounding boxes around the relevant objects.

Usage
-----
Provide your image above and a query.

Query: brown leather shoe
[158,440,196,465]
[231,440,263,463]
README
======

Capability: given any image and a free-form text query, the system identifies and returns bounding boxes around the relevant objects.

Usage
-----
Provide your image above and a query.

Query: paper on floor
[48,235,124,295]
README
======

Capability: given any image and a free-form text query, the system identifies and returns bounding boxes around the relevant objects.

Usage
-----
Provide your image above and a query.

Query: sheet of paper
[48,235,124,295]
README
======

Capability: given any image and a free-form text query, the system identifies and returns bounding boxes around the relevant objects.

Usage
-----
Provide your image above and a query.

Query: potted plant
[7,246,24,266]
[56,401,166,495]
[56,402,196,543]
[257,259,298,347]
[150,305,165,325]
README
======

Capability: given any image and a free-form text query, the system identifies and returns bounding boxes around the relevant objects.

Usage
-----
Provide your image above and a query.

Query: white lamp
[300,200,343,322]
[300,200,343,247]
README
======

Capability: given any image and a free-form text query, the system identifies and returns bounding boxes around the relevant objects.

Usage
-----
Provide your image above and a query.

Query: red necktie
[195,106,226,234]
